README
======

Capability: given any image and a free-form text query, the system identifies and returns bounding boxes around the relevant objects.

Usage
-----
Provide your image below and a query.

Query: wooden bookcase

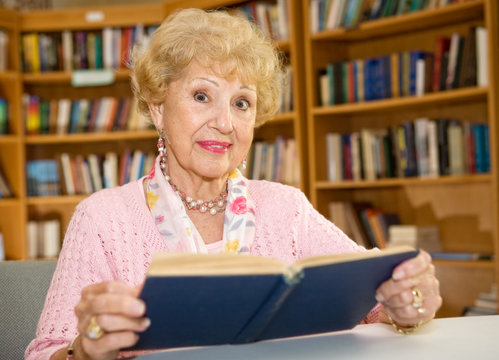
[0,3,166,260]
[302,0,499,317]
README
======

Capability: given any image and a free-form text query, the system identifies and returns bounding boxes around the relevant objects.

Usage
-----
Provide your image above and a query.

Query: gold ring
[86,315,104,340]
[412,287,424,309]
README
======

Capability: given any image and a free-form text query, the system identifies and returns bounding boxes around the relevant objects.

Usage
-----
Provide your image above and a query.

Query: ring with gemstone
[412,287,424,309]
[86,315,104,340]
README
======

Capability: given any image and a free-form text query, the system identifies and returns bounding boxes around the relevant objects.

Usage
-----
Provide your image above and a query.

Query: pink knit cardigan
[25,179,379,360]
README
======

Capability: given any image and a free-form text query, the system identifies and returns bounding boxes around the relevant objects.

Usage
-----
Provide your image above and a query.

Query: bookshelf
[303,0,499,317]
[0,7,25,262]
[163,0,308,191]
[0,0,307,260]
[0,3,166,260]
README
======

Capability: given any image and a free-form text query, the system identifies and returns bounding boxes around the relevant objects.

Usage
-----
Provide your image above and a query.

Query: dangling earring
[157,134,167,171]
[241,156,247,170]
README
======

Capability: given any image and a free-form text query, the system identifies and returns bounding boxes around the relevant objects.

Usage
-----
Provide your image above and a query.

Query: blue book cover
[132,248,418,349]
[472,124,485,173]
[363,58,373,101]
[482,124,490,172]
[68,100,80,134]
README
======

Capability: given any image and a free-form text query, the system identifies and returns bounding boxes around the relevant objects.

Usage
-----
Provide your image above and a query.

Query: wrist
[386,312,424,335]
[66,334,91,360]
[66,334,78,359]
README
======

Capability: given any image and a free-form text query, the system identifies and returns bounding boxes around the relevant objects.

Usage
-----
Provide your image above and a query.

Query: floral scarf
[146,156,256,254]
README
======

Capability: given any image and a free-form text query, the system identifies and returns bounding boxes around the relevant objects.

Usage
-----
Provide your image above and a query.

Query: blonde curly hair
[131,8,283,128]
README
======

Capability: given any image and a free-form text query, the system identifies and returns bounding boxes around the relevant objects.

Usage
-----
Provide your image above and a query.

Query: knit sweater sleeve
[25,199,116,360]
[25,181,160,360]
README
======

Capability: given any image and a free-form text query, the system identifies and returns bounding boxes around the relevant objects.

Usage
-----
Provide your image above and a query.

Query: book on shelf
[430,252,494,261]
[0,98,7,135]
[388,224,442,253]
[0,166,13,198]
[312,0,460,33]
[246,137,299,185]
[329,201,374,248]
[23,96,150,135]
[463,283,497,316]
[26,219,61,259]
[475,26,488,87]
[323,117,489,183]
[230,0,289,41]
[21,24,158,73]
[0,29,7,72]
[132,246,418,349]
[58,151,155,196]
[316,25,487,107]
[0,232,4,261]
[26,159,61,197]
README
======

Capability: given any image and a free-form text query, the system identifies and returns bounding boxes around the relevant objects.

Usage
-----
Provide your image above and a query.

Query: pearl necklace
[164,174,228,215]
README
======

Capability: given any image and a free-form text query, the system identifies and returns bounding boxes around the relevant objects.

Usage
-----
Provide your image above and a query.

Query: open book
[133,246,418,349]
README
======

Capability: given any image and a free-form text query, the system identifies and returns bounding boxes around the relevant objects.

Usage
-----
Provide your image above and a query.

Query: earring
[157,135,167,171]
[241,156,247,170]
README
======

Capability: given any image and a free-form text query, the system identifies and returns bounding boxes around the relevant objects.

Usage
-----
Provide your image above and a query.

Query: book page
[146,246,416,277]
[294,246,416,268]
[147,253,289,276]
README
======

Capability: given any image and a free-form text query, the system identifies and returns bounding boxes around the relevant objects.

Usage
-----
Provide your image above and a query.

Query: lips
[197,140,231,154]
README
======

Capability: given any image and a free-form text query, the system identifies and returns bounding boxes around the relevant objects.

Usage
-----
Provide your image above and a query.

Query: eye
[234,98,250,110]
[194,91,208,102]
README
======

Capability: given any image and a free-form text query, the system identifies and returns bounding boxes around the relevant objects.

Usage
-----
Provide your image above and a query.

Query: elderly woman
[26,8,441,360]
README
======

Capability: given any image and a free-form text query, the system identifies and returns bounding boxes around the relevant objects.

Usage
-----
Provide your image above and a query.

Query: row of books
[0,97,7,134]
[463,284,497,316]
[23,95,151,135]
[317,27,488,106]
[0,166,12,198]
[328,200,442,250]
[58,151,155,196]
[26,151,155,197]
[326,119,490,182]
[232,0,289,41]
[242,137,301,186]
[0,29,7,72]
[26,219,61,259]
[21,24,158,73]
[310,0,470,33]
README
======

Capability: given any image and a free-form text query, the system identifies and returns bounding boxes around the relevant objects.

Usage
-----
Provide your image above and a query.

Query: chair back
[0,260,57,359]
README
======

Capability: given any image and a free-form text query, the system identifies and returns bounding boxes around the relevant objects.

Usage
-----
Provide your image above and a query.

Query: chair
[0,260,57,359]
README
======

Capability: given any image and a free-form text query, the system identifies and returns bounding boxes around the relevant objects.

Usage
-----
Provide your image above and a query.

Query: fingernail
[392,269,404,280]
[132,301,145,315]
[375,292,385,302]
[141,317,151,328]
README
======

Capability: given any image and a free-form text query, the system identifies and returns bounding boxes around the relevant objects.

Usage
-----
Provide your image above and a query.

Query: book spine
[232,275,299,344]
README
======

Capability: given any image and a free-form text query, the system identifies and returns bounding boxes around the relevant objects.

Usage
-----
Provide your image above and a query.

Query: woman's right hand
[73,281,150,360]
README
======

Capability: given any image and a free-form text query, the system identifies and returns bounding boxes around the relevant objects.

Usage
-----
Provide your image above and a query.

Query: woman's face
[150,60,256,181]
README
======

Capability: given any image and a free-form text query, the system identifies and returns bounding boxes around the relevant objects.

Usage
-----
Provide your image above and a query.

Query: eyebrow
[194,77,256,92]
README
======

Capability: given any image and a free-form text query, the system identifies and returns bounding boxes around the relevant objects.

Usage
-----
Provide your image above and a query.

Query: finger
[76,293,146,331]
[387,293,442,324]
[81,331,139,358]
[81,281,141,300]
[96,314,151,333]
[76,284,145,319]
[376,270,436,304]
[392,250,432,280]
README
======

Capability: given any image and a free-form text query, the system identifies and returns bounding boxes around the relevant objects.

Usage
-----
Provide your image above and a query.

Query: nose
[209,101,233,134]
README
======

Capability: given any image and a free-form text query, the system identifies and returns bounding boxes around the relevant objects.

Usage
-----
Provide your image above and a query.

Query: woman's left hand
[375,250,442,327]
